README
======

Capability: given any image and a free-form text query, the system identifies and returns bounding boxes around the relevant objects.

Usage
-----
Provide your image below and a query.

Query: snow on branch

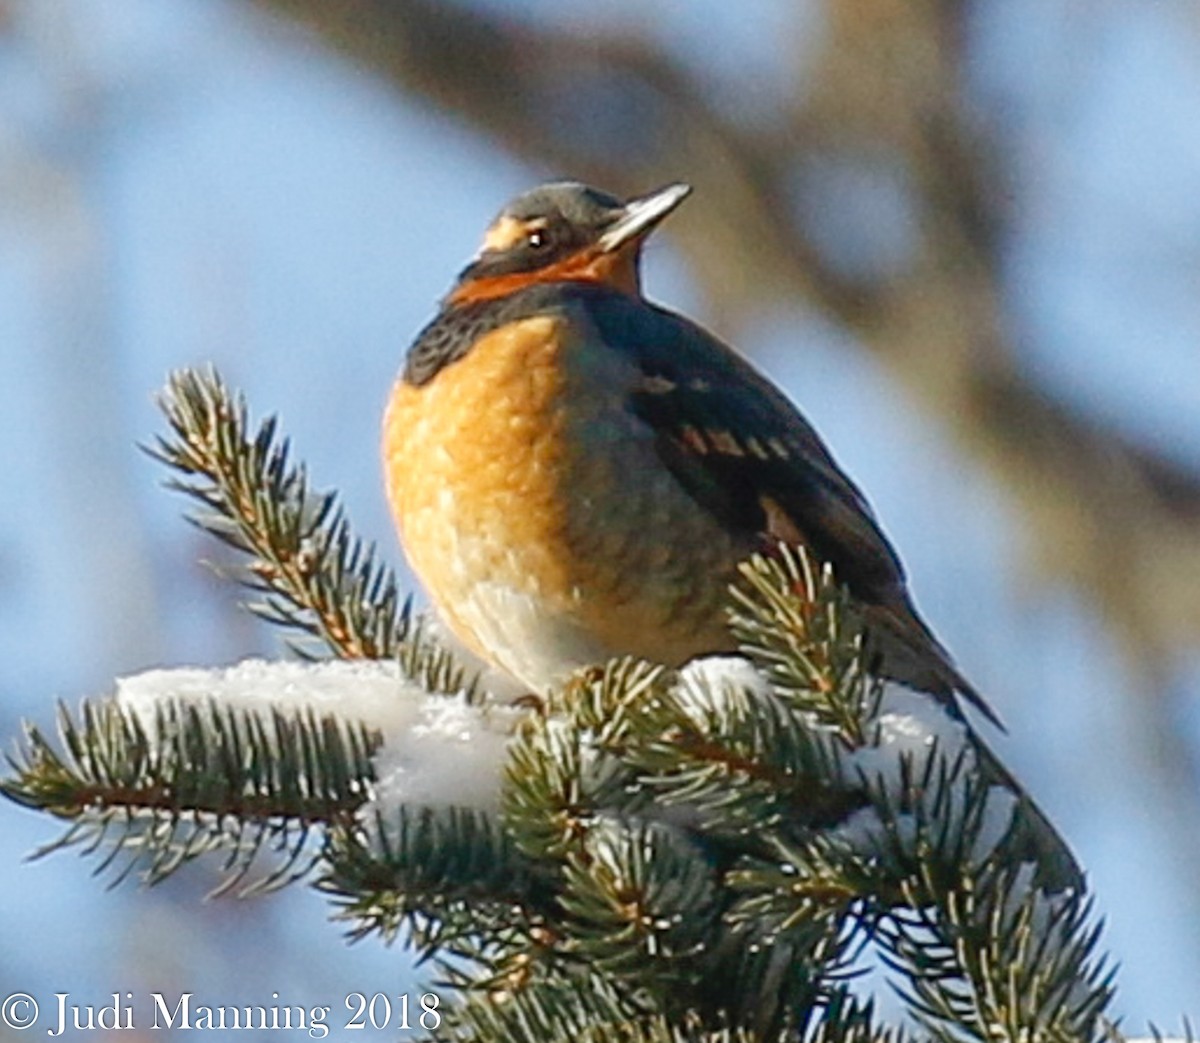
[2,655,518,892]
[117,657,520,814]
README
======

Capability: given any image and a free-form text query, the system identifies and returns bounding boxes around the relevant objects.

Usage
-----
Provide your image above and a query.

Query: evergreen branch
[430,972,658,1043]
[148,367,470,696]
[502,659,666,865]
[511,654,865,852]
[877,863,1115,1042]
[632,676,868,841]
[501,663,744,1018]
[723,850,862,955]
[702,927,852,1039]
[437,980,907,1043]
[2,697,379,890]
[558,820,720,981]
[848,744,994,886]
[834,745,1115,1040]
[805,991,920,1043]
[730,547,882,746]
[1131,1021,1197,1043]
[502,656,870,1034]
[320,806,556,963]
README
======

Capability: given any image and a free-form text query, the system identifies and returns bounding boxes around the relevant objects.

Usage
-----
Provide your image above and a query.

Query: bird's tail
[970,733,1085,894]
[864,600,1006,730]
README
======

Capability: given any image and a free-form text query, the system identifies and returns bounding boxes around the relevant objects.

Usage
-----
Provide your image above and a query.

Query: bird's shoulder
[575,291,908,597]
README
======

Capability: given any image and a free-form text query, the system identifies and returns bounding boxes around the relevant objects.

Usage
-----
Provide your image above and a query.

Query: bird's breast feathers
[383,299,742,688]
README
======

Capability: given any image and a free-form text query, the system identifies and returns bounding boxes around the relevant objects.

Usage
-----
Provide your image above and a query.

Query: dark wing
[589,291,999,727]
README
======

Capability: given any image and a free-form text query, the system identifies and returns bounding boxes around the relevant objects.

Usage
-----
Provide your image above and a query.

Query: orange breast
[384,314,574,631]
[383,311,745,690]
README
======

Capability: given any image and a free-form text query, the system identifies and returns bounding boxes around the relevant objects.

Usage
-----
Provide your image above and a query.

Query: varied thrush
[382,181,1081,888]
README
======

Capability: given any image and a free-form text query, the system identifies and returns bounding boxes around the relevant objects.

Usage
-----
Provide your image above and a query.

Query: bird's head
[446,181,691,306]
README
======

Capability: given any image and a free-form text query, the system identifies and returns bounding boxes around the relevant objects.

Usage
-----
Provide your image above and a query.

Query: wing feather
[587,292,999,727]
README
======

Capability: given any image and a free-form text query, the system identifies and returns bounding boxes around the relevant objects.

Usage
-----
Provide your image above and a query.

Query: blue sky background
[1,0,1198,1031]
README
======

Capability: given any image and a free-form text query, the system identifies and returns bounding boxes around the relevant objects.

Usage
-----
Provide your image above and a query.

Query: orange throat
[447,246,641,306]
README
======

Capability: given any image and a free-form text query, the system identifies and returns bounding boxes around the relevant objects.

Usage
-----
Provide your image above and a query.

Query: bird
[382,180,1081,891]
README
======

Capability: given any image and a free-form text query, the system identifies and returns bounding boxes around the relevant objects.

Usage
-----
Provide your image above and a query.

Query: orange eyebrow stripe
[448,246,639,305]
[482,215,540,253]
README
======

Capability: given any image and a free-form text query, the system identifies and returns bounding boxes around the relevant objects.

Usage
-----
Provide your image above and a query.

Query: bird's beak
[596,182,692,253]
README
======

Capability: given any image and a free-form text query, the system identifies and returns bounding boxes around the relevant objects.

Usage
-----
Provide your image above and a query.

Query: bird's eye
[527,229,549,250]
